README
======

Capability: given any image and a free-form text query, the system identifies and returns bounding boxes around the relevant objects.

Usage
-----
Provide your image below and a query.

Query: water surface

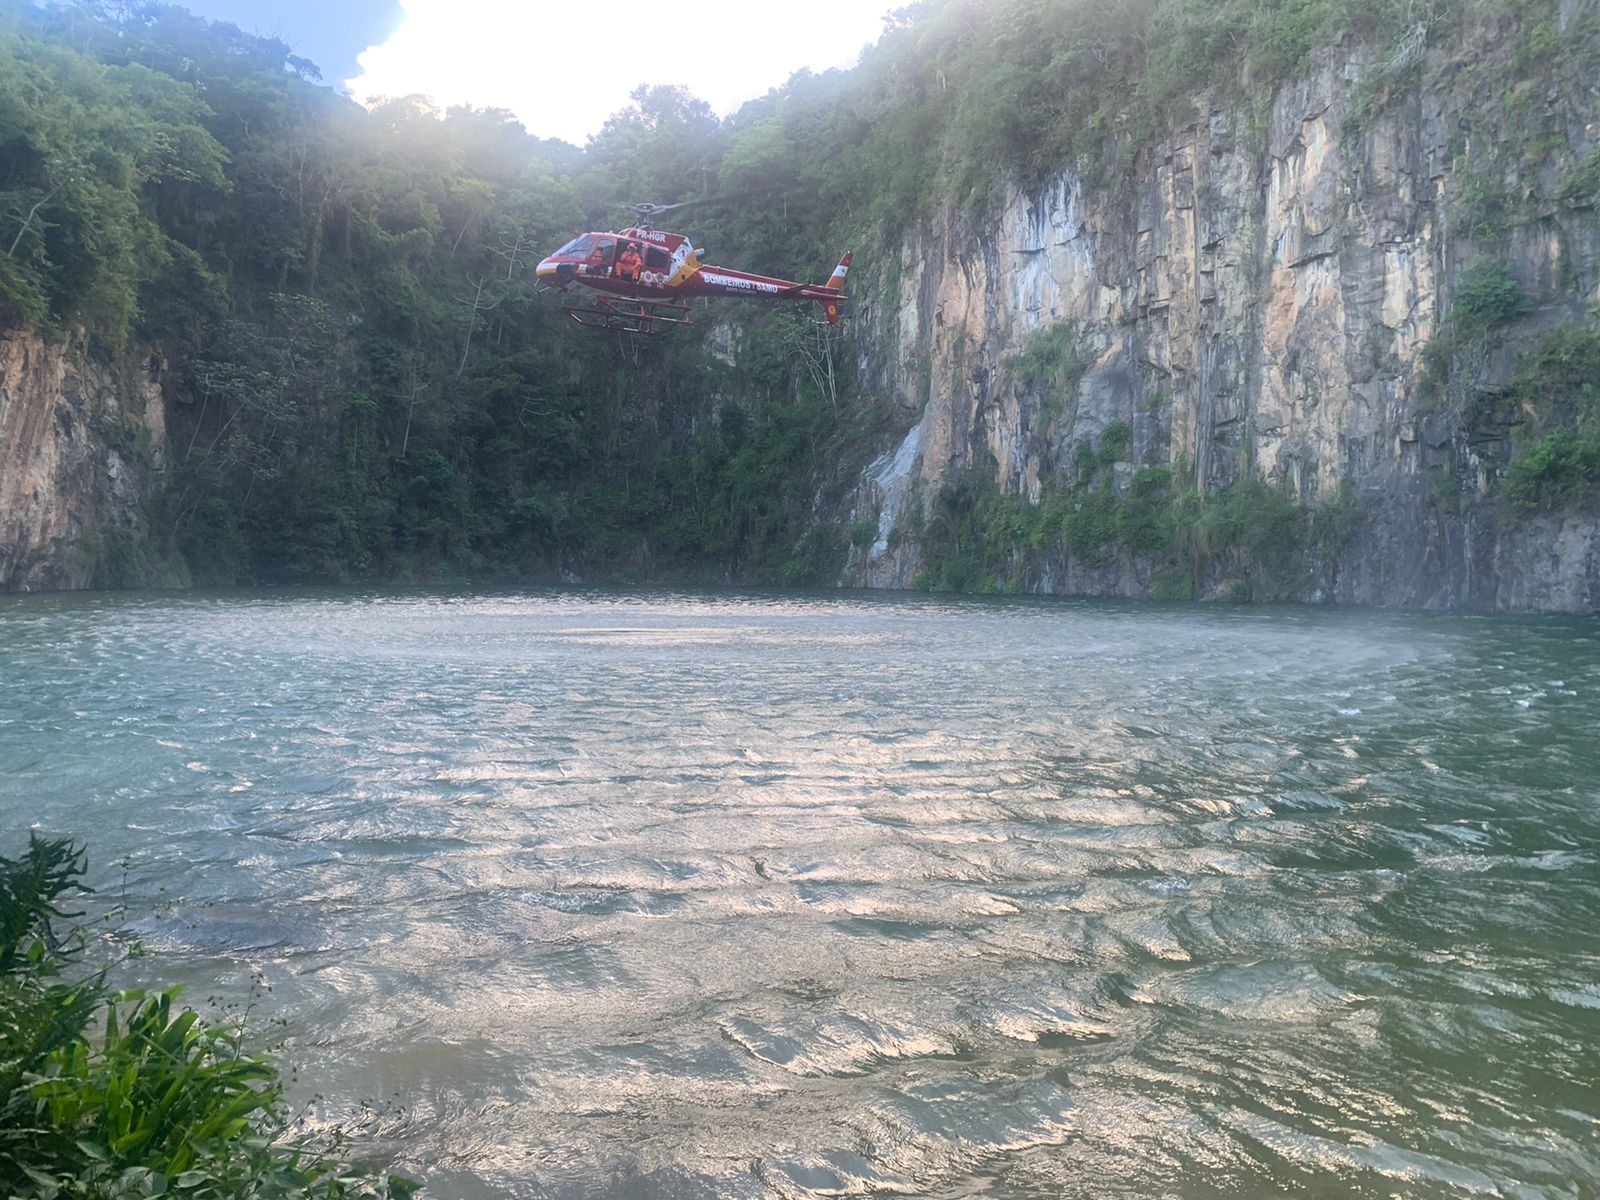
[2,589,1597,1197]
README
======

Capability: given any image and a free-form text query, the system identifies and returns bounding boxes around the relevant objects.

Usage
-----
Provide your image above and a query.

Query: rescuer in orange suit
[617,242,644,283]
[586,239,614,277]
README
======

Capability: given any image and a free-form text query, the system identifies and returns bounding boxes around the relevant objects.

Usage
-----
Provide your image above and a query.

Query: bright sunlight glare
[346,0,896,144]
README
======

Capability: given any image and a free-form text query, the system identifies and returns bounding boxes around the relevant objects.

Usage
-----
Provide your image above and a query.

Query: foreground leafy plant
[0,835,418,1199]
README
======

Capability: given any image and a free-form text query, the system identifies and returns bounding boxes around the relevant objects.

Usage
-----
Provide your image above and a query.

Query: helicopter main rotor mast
[629,200,695,232]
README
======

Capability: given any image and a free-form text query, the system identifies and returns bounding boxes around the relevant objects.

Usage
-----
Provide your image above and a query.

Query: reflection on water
[3,589,1598,1198]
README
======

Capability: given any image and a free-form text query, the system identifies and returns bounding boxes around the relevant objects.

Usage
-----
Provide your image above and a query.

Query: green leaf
[21,1163,62,1196]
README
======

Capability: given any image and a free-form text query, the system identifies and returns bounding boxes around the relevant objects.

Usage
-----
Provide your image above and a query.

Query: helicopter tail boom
[778,251,853,324]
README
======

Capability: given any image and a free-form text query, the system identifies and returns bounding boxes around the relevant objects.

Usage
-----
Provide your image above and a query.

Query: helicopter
[535,201,851,333]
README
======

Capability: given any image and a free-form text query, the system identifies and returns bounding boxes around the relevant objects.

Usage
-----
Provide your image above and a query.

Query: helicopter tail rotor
[775,251,854,325]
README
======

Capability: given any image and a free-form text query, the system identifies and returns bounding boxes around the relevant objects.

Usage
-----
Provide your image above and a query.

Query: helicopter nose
[536,258,574,287]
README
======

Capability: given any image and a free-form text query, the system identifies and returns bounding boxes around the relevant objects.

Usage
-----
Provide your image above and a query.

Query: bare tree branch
[6,184,61,259]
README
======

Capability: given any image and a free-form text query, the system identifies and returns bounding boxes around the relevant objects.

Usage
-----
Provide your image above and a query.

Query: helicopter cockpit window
[554,234,595,257]
[587,239,616,266]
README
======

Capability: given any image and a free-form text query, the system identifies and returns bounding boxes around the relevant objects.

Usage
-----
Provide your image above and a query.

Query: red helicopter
[536,202,852,332]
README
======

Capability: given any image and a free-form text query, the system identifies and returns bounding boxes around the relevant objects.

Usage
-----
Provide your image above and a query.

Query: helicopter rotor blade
[630,199,701,225]
[626,187,782,227]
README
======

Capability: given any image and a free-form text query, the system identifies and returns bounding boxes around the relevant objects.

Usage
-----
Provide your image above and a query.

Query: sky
[174,0,896,145]
[169,0,402,85]
[347,1,896,143]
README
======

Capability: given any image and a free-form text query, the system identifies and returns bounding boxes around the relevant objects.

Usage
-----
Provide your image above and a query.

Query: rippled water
[3,589,1598,1197]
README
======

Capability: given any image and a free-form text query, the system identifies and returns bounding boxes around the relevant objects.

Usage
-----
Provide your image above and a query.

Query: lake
[2,589,1597,1197]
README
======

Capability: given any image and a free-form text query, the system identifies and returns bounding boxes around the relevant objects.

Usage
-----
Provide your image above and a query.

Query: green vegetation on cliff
[912,430,1360,600]
[1503,325,1600,511]
[1,0,1594,596]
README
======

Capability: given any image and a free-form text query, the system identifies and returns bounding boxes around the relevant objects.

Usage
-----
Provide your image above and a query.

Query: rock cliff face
[842,7,1600,611]
[0,328,168,592]
[4,10,1599,611]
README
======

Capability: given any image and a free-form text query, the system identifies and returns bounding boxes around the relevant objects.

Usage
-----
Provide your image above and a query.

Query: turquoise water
[2,589,1597,1197]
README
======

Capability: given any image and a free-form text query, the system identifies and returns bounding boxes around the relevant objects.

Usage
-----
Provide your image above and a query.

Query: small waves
[3,590,1599,1197]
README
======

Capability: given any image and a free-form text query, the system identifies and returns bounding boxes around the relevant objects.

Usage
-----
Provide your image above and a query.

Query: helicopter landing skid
[563,293,692,333]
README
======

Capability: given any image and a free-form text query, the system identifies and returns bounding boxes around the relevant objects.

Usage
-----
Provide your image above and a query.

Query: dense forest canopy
[0,0,1470,339]
[0,0,1588,590]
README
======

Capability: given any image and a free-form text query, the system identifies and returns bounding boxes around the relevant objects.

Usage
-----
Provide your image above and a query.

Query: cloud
[346,0,893,143]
